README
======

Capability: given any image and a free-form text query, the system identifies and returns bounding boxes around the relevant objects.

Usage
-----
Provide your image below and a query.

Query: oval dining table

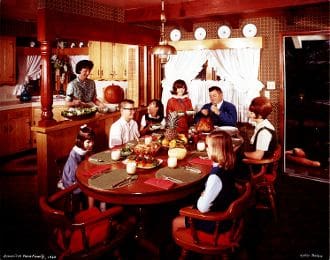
[76,148,212,206]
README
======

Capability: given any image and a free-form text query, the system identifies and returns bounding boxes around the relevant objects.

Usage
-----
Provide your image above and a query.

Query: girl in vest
[172,131,237,234]
[245,96,276,160]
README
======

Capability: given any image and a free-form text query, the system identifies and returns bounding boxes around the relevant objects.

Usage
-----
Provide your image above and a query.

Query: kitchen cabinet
[0,108,31,157]
[0,36,16,85]
[88,41,128,81]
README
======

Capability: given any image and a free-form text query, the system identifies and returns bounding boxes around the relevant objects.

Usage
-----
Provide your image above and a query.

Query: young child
[172,131,238,234]
[244,96,277,160]
[59,124,106,211]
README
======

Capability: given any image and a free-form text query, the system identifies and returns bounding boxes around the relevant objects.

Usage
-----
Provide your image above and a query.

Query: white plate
[215,126,239,135]
[194,27,207,40]
[186,110,196,115]
[217,25,231,39]
[170,29,181,42]
[242,23,257,37]
[150,124,161,130]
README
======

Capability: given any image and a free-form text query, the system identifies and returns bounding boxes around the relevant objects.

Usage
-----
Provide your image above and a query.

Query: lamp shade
[152,43,177,56]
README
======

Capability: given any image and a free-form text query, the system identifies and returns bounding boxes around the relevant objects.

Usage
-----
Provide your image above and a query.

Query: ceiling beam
[125,0,329,23]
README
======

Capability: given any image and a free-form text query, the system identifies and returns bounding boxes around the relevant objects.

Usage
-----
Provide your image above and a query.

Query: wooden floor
[0,150,329,259]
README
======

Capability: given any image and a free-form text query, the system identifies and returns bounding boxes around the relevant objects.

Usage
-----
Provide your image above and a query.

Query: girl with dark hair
[245,96,277,160]
[140,99,166,135]
[166,79,193,133]
[59,124,105,210]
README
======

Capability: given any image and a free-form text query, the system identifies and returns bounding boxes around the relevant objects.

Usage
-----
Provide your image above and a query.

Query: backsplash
[0,85,18,102]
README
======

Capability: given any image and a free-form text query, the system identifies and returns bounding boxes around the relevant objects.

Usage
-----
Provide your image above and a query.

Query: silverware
[184,166,201,174]
[112,175,138,188]
[162,175,183,184]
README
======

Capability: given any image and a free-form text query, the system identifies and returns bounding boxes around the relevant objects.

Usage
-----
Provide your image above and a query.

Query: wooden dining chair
[39,183,136,260]
[242,144,282,221]
[172,182,252,259]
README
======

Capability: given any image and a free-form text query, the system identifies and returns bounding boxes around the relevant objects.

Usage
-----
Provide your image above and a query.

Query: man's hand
[210,104,219,115]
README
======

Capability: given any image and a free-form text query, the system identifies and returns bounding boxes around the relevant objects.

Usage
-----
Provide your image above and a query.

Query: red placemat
[189,157,212,166]
[144,178,175,190]
[84,165,111,176]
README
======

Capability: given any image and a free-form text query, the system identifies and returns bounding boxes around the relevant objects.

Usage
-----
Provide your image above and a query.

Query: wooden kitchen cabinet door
[113,43,128,81]
[0,108,32,157]
[0,37,16,85]
[88,41,113,80]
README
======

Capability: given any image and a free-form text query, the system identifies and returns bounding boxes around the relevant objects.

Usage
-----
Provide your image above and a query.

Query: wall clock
[242,23,257,37]
[217,25,231,39]
[194,27,207,40]
[170,29,181,42]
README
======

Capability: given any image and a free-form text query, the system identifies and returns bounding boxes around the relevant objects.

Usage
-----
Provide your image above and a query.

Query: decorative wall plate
[170,29,181,41]
[217,25,231,39]
[194,27,207,40]
[242,23,257,37]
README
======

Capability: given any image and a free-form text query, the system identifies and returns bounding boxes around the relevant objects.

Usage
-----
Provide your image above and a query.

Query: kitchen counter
[0,95,66,111]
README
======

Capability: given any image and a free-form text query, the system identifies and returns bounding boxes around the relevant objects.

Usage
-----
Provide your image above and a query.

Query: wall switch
[267,81,276,90]
[264,90,270,98]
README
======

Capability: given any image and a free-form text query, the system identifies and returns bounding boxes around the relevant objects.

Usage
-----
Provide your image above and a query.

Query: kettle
[20,84,32,102]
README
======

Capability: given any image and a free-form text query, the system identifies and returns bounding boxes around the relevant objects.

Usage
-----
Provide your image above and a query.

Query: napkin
[144,178,175,190]
[190,157,213,166]
[84,165,110,177]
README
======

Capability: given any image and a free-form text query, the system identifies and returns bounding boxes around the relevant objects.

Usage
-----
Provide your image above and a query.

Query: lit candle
[126,161,137,174]
[111,149,121,161]
[197,140,206,152]
[167,157,177,168]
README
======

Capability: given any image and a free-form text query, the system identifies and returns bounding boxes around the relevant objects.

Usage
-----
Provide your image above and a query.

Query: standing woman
[140,99,166,136]
[166,79,193,134]
[65,60,105,108]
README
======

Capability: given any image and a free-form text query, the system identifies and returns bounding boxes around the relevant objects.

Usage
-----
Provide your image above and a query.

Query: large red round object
[104,85,124,104]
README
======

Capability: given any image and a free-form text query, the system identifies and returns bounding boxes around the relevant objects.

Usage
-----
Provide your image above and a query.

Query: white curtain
[161,50,208,113]
[13,55,41,96]
[208,48,264,121]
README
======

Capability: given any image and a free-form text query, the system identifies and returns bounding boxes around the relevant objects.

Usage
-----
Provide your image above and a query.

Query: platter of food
[123,158,163,169]
[61,107,98,120]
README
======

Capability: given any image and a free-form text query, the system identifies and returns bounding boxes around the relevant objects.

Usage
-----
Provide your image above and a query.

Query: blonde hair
[206,131,235,170]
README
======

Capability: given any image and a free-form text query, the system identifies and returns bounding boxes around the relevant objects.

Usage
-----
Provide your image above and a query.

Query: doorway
[283,32,329,183]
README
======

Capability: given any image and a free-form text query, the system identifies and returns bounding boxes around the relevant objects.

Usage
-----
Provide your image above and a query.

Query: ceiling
[1,0,328,26]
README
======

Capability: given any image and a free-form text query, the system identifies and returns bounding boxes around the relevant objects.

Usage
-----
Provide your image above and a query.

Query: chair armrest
[72,206,124,228]
[48,183,80,203]
[179,206,229,222]
[242,158,274,165]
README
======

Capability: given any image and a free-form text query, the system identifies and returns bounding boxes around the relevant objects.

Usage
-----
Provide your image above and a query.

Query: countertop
[0,95,66,111]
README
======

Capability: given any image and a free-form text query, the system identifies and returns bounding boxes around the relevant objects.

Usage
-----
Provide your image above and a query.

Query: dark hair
[75,60,94,74]
[76,124,95,149]
[206,130,235,170]
[120,99,135,109]
[171,79,188,95]
[208,86,223,94]
[150,99,164,120]
[249,96,272,119]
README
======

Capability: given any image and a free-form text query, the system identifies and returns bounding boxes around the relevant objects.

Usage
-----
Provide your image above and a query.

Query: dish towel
[144,178,175,190]
[189,157,213,166]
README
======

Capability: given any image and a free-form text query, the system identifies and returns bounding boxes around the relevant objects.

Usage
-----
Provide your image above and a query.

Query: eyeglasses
[122,107,137,111]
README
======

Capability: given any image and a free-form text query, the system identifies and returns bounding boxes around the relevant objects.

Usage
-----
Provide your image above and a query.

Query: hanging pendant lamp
[152,0,177,59]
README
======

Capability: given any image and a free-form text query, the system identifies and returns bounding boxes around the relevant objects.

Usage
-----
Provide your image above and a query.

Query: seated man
[109,99,140,148]
[195,86,237,127]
